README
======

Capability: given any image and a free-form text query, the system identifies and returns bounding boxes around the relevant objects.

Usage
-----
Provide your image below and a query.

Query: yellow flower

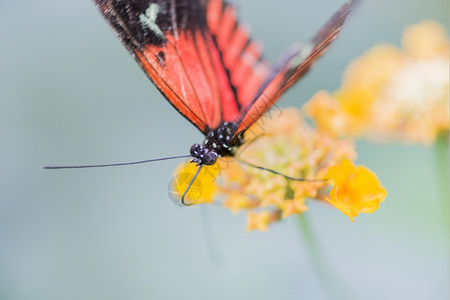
[169,160,220,205]
[326,159,387,222]
[403,20,449,59]
[247,211,279,232]
[223,191,258,214]
[304,20,449,145]
[280,198,309,219]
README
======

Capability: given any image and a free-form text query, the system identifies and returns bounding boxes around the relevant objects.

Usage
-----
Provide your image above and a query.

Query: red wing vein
[194,31,224,124]
[165,38,209,127]
[214,36,242,111]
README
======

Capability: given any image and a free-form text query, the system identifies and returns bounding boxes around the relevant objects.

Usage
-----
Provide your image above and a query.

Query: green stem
[434,134,449,229]
[297,214,356,300]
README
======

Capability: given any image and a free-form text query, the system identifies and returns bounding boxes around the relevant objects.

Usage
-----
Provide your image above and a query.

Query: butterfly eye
[202,151,218,166]
[190,143,203,156]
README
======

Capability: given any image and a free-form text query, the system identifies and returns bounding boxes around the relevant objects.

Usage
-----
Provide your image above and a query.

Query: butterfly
[46,0,357,204]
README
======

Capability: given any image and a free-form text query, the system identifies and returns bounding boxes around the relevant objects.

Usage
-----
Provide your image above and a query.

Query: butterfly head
[190,143,219,166]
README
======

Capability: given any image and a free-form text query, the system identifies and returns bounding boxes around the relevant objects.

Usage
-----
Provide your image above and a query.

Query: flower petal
[326,159,387,221]
[247,211,271,232]
[403,20,449,59]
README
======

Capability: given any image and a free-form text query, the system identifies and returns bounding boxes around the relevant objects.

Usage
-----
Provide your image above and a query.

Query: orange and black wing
[93,0,269,134]
[233,0,358,137]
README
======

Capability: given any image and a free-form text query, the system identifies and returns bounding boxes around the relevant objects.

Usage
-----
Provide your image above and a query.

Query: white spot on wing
[289,43,314,68]
[140,3,165,38]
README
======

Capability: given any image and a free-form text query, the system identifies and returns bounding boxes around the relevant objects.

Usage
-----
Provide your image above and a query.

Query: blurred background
[0,0,448,299]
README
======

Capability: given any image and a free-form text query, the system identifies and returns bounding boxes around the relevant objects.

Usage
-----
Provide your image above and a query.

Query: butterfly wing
[205,0,271,126]
[93,0,269,133]
[233,0,358,137]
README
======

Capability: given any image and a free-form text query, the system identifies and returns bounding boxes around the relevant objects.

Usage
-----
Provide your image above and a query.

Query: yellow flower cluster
[304,20,449,145]
[172,110,386,230]
[222,109,386,230]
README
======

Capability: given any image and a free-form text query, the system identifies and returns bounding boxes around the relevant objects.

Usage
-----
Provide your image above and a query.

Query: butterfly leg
[181,165,203,206]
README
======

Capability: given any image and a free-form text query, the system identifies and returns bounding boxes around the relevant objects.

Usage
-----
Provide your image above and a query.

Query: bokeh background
[1,0,448,299]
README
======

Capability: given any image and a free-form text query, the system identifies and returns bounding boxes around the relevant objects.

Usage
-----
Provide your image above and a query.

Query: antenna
[181,165,203,206]
[237,157,328,182]
[43,155,191,169]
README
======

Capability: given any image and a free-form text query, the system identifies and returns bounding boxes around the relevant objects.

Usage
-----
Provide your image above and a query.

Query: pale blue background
[0,0,448,299]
